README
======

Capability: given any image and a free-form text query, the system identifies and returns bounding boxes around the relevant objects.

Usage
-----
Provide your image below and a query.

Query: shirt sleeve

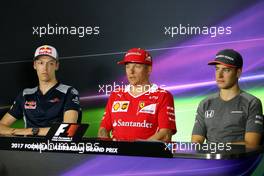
[63,87,81,113]
[192,100,207,137]
[245,98,263,134]
[8,92,24,120]
[99,93,114,131]
[157,91,177,134]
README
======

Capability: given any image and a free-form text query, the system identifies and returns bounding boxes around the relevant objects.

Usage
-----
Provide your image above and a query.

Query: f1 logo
[205,110,214,119]
[54,124,79,137]
[47,123,89,142]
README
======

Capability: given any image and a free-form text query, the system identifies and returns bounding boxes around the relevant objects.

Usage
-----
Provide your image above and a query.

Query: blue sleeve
[63,87,81,113]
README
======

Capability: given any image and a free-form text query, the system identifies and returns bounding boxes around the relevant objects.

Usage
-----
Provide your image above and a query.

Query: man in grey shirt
[192,49,263,147]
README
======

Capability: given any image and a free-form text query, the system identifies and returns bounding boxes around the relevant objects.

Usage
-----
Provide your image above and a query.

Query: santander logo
[113,120,118,127]
[113,119,152,128]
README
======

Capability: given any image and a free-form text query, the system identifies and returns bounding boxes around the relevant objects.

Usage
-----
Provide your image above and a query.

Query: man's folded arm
[0,113,17,135]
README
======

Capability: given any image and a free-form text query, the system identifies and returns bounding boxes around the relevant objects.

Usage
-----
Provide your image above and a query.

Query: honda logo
[205,110,215,118]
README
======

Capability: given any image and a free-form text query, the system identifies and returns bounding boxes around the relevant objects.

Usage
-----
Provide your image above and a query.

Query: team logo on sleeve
[71,88,79,95]
[167,106,175,121]
[255,115,263,125]
[24,101,37,109]
[72,96,80,105]
[205,110,214,118]
[256,115,263,120]
[112,101,129,112]
[138,101,156,114]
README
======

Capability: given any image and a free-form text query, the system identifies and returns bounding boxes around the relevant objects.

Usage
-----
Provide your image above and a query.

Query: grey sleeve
[192,101,207,137]
[245,98,263,134]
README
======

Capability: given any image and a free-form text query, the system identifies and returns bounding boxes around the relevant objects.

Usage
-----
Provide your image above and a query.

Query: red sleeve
[157,91,177,134]
[99,93,114,131]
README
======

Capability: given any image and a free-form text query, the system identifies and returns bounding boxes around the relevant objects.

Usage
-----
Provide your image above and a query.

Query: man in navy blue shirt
[0,45,81,136]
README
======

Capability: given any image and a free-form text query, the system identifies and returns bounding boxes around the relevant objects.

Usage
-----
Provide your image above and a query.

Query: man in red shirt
[98,48,176,141]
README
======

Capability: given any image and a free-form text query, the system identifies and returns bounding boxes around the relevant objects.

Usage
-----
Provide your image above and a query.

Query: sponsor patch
[113,120,118,127]
[255,120,263,125]
[24,101,37,109]
[39,46,52,55]
[167,106,174,111]
[231,111,243,114]
[167,112,175,116]
[256,115,263,120]
[125,52,141,57]
[139,101,145,109]
[112,101,129,112]
[138,103,156,114]
[113,102,120,111]
[49,97,60,103]
[149,95,158,100]
[205,110,214,118]
[71,88,79,95]
[168,117,175,122]
[121,102,129,110]
[72,97,80,104]
[113,119,153,128]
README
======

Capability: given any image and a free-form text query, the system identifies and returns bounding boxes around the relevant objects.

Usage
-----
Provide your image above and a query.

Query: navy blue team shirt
[8,83,82,128]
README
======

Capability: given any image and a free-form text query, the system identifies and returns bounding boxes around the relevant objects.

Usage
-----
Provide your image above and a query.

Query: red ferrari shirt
[100,84,176,140]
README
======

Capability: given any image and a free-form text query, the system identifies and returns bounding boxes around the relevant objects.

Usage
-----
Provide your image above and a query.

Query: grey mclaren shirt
[192,91,263,143]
